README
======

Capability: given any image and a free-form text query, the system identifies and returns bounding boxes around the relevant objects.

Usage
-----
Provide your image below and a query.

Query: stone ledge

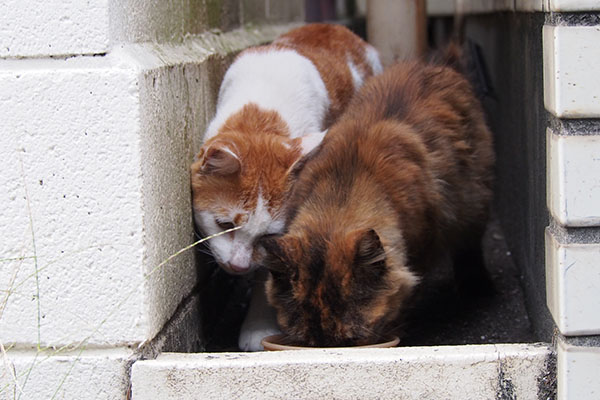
[131,344,553,400]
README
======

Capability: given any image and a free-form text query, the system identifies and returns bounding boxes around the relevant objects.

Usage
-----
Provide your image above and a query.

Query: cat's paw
[238,326,280,352]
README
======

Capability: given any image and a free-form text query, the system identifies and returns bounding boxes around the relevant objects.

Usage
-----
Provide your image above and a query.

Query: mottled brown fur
[262,59,495,346]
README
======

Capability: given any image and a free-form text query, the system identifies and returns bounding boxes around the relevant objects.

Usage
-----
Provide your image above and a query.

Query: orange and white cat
[190,24,382,350]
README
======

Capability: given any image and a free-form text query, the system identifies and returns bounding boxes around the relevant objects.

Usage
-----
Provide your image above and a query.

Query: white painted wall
[543,16,600,400]
[0,0,111,58]
[0,55,149,346]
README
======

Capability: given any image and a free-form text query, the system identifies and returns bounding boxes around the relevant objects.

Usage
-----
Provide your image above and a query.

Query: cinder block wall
[542,10,600,400]
[452,1,600,399]
[0,1,303,398]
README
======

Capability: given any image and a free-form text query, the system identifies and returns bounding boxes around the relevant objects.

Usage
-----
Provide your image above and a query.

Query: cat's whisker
[196,248,215,257]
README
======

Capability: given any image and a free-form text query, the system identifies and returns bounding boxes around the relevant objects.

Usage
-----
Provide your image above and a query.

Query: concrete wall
[462,5,600,400]
[0,1,303,398]
[542,14,600,400]
[464,12,553,342]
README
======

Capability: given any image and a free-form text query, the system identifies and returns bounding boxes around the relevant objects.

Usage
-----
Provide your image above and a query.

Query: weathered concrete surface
[0,0,304,59]
[131,344,552,400]
[0,24,298,348]
[0,0,110,58]
[0,348,132,400]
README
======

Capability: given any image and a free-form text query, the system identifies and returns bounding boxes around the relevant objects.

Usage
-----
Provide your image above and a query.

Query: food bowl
[261,334,400,351]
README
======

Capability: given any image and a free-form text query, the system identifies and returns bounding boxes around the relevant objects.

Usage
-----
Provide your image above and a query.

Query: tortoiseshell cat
[260,53,495,347]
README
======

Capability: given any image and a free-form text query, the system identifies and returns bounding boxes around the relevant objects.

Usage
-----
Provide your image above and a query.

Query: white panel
[546,230,600,335]
[547,129,600,226]
[544,25,600,118]
[557,337,600,400]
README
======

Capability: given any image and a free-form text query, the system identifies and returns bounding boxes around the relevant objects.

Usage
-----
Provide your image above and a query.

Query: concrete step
[131,343,554,399]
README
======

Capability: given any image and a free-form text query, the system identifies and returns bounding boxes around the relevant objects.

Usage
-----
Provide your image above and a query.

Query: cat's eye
[217,221,235,231]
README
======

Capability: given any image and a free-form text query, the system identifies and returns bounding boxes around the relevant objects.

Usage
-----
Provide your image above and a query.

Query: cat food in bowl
[261,334,400,351]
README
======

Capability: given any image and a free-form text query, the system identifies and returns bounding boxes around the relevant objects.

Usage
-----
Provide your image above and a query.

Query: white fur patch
[347,59,364,90]
[365,45,384,75]
[205,49,331,140]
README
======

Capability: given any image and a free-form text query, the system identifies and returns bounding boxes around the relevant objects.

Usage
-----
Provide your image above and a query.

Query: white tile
[546,229,600,335]
[132,344,551,400]
[547,129,600,227]
[557,337,600,400]
[548,0,600,11]
[544,25,600,118]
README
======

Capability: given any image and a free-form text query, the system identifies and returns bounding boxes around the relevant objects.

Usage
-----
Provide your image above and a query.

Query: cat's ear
[197,142,241,175]
[286,130,326,176]
[259,234,299,274]
[352,229,387,278]
[297,130,327,156]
